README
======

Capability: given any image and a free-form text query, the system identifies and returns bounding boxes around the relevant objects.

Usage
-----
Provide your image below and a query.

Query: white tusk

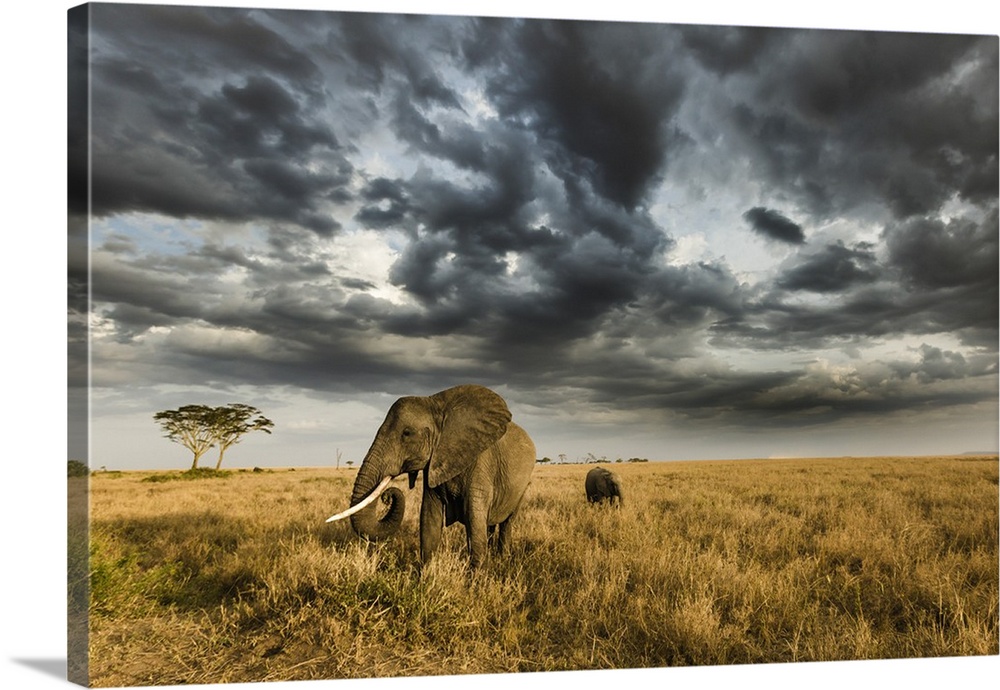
[325,476,394,523]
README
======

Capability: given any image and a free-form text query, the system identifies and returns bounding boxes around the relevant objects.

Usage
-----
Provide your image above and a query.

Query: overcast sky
[68,2,998,469]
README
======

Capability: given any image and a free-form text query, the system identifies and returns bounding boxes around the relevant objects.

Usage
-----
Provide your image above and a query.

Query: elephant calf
[585,466,624,506]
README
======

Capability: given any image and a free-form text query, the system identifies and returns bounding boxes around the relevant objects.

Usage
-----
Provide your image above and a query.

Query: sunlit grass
[86,456,999,686]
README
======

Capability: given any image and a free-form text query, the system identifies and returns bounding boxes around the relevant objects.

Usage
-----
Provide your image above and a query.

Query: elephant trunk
[348,438,406,540]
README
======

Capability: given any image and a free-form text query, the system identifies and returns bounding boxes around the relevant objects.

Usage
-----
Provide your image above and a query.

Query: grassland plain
[84,456,998,687]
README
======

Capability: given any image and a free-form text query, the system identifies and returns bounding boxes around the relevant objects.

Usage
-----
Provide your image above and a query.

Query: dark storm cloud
[392,125,539,237]
[196,76,340,158]
[92,4,322,85]
[721,30,998,221]
[483,19,686,210]
[679,25,778,75]
[81,6,998,440]
[333,12,463,108]
[710,209,998,352]
[892,344,990,384]
[87,4,352,233]
[776,241,878,292]
[880,211,1000,346]
[351,71,672,344]
[731,371,994,425]
[743,207,806,244]
[642,262,746,328]
[884,212,999,291]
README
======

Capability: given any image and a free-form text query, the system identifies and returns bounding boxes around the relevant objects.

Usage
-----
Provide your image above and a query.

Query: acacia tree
[209,403,274,470]
[153,404,219,470]
[153,403,274,470]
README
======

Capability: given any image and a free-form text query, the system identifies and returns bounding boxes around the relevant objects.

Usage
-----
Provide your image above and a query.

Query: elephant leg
[494,513,514,554]
[465,508,489,568]
[419,488,445,563]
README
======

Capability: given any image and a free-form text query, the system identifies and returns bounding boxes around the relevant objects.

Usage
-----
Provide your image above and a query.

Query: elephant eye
[401,428,414,438]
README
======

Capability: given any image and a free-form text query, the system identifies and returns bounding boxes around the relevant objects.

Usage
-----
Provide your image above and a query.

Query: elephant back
[585,466,620,503]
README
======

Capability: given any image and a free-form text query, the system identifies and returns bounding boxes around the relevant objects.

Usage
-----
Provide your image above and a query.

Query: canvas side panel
[67,3,91,687]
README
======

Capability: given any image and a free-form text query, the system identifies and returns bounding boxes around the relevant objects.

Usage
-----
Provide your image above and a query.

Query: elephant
[326,384,536,567]
[585,466,624,506]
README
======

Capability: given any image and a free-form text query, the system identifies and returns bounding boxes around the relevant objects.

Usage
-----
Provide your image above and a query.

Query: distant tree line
[536,455,650,464]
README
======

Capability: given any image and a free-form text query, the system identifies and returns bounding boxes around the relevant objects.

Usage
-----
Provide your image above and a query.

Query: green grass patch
[142,468,234,483]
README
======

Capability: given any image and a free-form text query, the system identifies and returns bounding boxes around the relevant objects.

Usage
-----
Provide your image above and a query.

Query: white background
[3,1,998,689]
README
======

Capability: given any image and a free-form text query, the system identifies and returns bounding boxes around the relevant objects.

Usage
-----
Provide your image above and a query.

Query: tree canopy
[210,403,274,470]
[153,404,273,470]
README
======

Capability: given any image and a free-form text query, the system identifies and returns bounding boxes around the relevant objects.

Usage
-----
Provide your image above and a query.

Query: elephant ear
[426,385,512,488]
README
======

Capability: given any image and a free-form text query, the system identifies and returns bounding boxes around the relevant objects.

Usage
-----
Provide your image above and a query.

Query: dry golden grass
[83,456,999,687]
